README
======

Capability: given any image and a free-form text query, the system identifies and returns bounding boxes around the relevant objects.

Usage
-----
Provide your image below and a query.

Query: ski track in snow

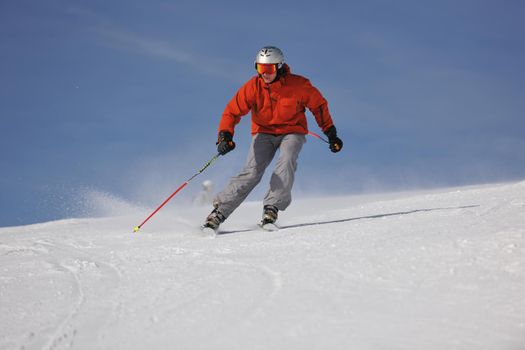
[1,181,524,349]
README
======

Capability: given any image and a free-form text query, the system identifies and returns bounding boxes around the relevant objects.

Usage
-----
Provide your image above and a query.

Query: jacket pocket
[278,97,299,118]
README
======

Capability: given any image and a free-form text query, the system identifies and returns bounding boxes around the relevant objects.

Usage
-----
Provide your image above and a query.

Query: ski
[197,222,280,237]
[199,225,218,238]
[258,222,280,232]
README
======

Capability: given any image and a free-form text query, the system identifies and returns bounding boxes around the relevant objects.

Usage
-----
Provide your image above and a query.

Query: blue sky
[1,0,524,227]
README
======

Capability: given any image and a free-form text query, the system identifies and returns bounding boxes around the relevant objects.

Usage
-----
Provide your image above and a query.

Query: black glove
[216,131,236,155]
[324,126,343,153]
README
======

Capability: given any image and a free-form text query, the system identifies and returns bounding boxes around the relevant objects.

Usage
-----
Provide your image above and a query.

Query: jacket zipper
[267,85,274,114]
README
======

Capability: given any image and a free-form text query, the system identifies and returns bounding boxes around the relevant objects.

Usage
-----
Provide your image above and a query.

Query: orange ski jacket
[218,64,334,136]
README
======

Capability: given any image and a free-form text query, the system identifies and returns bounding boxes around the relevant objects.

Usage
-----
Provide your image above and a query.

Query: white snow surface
[1,181,525,350]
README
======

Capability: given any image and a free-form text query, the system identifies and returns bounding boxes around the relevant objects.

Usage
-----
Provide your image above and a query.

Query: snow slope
[1,181,525,350]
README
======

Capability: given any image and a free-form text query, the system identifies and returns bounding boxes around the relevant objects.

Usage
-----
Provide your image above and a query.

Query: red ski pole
[308,131,329,143]
[133,153,220,233]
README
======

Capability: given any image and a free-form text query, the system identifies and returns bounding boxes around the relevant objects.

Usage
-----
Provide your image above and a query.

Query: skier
[193,180,214,206]
[202,46,343,232]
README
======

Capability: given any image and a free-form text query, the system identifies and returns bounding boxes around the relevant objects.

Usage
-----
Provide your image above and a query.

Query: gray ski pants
[214,133,306,219]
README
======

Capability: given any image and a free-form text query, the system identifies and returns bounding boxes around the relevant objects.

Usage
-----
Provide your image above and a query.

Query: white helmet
[255,46,285,69]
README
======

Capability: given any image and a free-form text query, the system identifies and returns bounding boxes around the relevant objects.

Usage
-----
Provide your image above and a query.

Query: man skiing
[202,46,343,232]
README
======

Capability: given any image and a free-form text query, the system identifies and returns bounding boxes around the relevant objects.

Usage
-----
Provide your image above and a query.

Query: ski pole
[308,131,329,143]
[133,153,221,233]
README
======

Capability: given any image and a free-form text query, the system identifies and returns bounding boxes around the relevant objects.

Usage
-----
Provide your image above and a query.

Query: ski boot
[259,205,279,231]
[201,208,225,236]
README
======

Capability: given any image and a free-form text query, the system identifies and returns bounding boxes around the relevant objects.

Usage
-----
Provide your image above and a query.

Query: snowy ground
[1,181,525,350]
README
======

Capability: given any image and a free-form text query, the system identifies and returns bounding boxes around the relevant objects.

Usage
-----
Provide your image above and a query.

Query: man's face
[256,63,278,84]
[261,71,277,84]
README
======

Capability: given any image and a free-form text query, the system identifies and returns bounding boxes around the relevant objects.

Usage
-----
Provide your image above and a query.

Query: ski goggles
[256,63,278,75]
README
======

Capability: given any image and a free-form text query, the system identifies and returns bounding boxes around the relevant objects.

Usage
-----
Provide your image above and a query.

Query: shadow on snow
[218,205,479,235]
